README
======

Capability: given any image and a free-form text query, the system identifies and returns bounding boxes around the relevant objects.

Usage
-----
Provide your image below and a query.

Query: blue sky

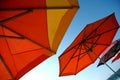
[20,0,120,80]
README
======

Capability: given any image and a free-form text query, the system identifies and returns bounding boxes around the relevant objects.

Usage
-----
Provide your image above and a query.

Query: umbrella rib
[87,27,119,42]
[0,55,15,80]
[1,26,20,73]
[1,24,55,54]
[60,44,81,75]
[13,48,43,55]
[83,27,119,47]
[0,6,79,11]
[85,13,116,40]
[83,44,94,63]
[92,51,116,73]
[86,42,110,46]
[72,50,87,58]
[0,10,32,24]
[0,35,25,39]
[85,34,108,46]
[0,22,25,39]
[75,45,84,74]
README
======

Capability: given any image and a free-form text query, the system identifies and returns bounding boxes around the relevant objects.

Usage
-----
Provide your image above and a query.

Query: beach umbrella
[0,0,79,80]
[97,38,120,66]
[112,51,120,62]
[59,13,119,76]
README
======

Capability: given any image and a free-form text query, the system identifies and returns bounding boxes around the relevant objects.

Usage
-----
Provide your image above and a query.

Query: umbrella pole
[92,51,116,73]
[92,51,120,78]
[97,57,116,73]
[0,55,15,80]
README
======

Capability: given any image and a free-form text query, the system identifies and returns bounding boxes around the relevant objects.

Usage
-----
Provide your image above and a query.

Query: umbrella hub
[81,39,87,44]
[88,48,93,52]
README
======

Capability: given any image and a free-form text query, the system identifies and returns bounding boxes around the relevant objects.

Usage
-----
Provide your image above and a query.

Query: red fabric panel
[0,0,46,9]
[0,27,50,80]
[0,60,11,80]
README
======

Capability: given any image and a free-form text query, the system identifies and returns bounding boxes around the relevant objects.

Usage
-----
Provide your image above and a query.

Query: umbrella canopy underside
[0,0,79,80]
[59,13,119,76]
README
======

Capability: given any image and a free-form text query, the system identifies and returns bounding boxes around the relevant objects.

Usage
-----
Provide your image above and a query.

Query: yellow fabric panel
[47,9,67,50]
[47,0,79,53]
[46,0,71,7]
[52,8,79,52]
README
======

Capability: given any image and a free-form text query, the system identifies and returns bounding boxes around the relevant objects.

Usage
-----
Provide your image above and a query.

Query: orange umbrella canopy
[59,13,119,76]
[0,0,79,80]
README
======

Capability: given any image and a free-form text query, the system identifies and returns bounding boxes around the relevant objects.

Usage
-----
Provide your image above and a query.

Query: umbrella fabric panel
[0,27,50,80]
[48,7,78,51]
[0,60,12,80]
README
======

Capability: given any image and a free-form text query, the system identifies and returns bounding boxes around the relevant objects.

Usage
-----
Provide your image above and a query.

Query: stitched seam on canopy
[60,43,80,75]
[75,45,82,74]
[83,43,94,63]
[87,27,119,41]
[0,10,32,24]
[2,27,18,76]
[13,48,43,55]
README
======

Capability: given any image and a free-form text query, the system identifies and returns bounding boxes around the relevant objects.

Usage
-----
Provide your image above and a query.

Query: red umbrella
[97,38,120,66]
[0,0,79,80]
[59,13,119,76]
[112,51,120,62]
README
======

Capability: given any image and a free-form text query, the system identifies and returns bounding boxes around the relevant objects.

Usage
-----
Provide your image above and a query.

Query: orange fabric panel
[0,60,11,80]
[0,0,46,9]
[15,54,49,80]
[0,27,50,80]
[61,57,78,76]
